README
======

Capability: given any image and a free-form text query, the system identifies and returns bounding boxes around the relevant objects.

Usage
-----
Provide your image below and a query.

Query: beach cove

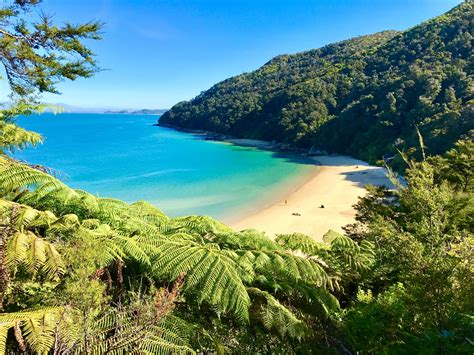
[159,129,395,240]
[231,154,394,241]
[12,113,317,220]
[14,113,394,241]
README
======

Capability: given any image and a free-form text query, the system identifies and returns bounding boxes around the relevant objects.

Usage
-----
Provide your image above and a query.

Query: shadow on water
[183,129,318,166]
[269,151,316,165]
[227,145,318,165]
[154,124,319,166]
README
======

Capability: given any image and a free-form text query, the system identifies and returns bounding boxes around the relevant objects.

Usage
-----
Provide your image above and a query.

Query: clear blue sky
[27,0,464,109]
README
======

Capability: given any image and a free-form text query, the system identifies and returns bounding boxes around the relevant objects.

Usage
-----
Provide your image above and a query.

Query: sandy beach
[231,155,394,241]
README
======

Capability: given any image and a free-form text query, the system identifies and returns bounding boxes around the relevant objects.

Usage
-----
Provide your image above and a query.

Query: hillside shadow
[270,151,318,165]
[311,157,369,167]
[339,168,395,189]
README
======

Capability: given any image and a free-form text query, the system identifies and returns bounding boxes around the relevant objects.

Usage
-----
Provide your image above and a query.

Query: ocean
[12,113,316,221]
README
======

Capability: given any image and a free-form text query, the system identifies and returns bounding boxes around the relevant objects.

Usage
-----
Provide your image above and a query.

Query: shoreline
[230,154,394,240]
[157,123,394,240]
[220,160,320,225]
[157,122,324,155]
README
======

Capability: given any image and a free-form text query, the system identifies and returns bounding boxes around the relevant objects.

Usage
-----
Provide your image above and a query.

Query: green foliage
[7,230,65,278]
[343,139,474,353]
[429,138,474,192]
[0,0,101,157]
[0,1,101,98]
[0,156,75,198]
[161,1,474,163]
[152,237,251,320]
[55,287,196,354]
[276,232,325,255]
[0,122,42,153]
[248,287,307,340]
[0,307,62,354]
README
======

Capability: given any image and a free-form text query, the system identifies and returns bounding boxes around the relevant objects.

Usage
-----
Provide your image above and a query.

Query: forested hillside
[160,1,474,163]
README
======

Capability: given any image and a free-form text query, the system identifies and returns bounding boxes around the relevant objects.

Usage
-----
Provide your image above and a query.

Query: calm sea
[13,113,316,221]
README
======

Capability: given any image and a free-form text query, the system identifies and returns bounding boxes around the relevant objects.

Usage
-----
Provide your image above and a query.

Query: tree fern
[152,237,251,320]
[248,288,307,340]
[324,230,376,273]
[138,317,196,355]
[0,199,40,230]
[57,277,195,355]
[169,215,232,236]
[286,282,340,316]
[232,249,330,287]
[2,201,65,279]
[206,229,283,251]
[0,308,62,354]
[275,232,328,255]
[0,157,77,202]
[277,230,375,277]
[130,200,169,225]
[61,220,158,268]
[0,122,43,153]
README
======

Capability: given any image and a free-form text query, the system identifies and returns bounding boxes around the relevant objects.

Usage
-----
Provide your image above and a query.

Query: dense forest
[0,1,473,354]
[160,1,474,164]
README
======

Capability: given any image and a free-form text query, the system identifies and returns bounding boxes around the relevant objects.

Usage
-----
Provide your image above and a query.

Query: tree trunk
[0,222,10,311]
[0,205,18,311]
[14,321,27,352]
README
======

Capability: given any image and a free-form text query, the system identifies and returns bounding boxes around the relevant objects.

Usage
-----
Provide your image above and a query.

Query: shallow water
[13,113,316,221]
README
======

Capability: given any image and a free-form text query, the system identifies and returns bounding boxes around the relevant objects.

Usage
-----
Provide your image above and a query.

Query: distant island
[104,108,168,115]
[42,104,168,115]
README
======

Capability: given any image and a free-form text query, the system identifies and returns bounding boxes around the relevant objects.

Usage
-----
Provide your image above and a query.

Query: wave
[86,168,193,185]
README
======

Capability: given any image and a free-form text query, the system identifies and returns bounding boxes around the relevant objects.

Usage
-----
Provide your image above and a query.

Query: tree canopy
[0,0,101,154]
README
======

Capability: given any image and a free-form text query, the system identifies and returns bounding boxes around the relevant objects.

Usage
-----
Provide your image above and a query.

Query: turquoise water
[12,113,316,221]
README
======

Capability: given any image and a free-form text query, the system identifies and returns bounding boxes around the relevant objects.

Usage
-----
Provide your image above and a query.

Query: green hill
[160,1,474,163]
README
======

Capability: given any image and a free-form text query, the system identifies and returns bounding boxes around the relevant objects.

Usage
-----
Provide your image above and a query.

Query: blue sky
[8,0,464,109]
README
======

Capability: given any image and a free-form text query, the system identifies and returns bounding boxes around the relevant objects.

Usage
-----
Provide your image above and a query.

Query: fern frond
[41,242,66,278]
[170,215,232,236]
[0,122,43,152]
[0,157,77,202]
[275,232,327,255]
[207,229,282,251]
[26,231,47,274]
[6,231,29,266]
[6,229,64,278]
[130,201,169,225]
[112,234,152,265]
[138,338,195,354]
[234,249,330,287]
[139,317,195,354]
[0,308,62,354]
[64,305,195,355]
[0,321,14,354]
[248,288,307,340]
[0,199,41,231]
[328,231,376,272]
[152,238,250,320]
